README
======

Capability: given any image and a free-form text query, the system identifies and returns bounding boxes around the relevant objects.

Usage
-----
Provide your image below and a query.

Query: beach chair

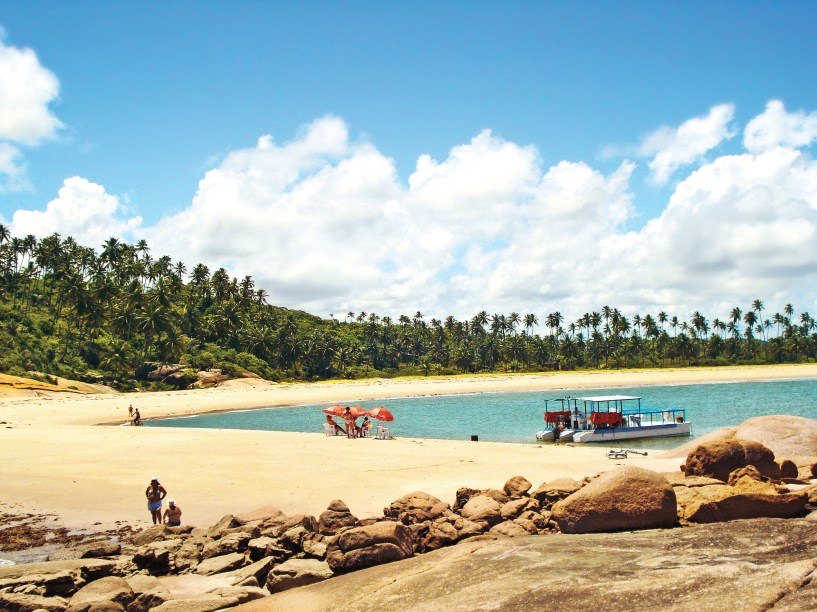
[324,424,336,436]
[376,425,392,439]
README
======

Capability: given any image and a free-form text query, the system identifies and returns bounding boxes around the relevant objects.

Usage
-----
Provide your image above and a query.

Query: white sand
[1,364,815,531]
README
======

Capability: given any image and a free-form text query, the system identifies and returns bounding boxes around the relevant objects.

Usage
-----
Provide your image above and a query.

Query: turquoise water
[145,378,817,450]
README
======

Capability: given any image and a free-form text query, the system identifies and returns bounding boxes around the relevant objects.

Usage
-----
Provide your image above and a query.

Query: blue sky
[1,2,817,323]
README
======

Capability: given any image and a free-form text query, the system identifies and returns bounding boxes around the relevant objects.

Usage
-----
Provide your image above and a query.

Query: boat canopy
[576,395,640,402]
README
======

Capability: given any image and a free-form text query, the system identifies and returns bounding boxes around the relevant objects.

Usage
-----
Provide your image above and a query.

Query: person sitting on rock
[163,499,182,526]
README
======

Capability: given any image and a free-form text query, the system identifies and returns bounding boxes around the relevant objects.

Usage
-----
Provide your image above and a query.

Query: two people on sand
[145,476,183,525]
[130,406,142,426]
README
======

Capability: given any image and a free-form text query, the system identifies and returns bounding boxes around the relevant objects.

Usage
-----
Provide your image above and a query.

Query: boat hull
[572,422,692,444]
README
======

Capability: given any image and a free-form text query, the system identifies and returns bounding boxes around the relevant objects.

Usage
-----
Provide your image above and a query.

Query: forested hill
[0,229,815,391]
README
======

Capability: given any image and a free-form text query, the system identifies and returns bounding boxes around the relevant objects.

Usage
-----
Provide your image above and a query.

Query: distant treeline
[0,226,815,390]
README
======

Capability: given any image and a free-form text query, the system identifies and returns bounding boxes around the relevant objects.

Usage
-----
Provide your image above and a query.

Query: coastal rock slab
[734,415,817,458]
[66,576,134,611]
[265,558,333,593]
[551,467,677,533]
[0,591,69,611]
[245,518,817,612]
[194,552,245,575]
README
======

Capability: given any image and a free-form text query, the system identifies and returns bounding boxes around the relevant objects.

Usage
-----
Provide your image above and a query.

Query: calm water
[146,378,817,450]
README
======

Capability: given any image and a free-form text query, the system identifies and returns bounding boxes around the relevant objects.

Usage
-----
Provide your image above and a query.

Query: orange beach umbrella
[367,406,395,422]
[324,405,367,419]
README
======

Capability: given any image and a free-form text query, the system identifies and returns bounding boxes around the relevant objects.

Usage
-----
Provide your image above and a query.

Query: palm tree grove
[1,227,815,391]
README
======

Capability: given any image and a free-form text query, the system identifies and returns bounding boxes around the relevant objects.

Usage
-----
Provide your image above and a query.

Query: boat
[536,397,578,442]
[537,395,691,444]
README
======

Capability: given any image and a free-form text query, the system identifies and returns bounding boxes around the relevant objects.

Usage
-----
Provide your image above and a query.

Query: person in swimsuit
[360,417,372,437]
[145,477,167,524]
[343,407,358,438]
[163,499,182,526]
[133,408,142,426]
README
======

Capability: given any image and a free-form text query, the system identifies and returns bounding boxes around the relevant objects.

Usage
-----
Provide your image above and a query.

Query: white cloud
[0,38,62,146]
[10,176,142,247]
[8,101,817,324]
[640,104,736,184]
[744,99,817,154]
[0,142,28,192]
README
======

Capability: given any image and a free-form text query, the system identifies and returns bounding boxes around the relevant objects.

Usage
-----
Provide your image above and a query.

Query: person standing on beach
[145,477,167,524]
[133,407,142,426]
[128,404,134,418]
[343,407,358,438]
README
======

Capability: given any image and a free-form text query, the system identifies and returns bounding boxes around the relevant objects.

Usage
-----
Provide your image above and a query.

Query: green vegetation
[0,226,815,390]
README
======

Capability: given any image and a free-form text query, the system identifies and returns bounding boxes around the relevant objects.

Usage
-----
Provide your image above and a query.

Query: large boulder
[734,415,817,458]
[66,576,134,611]
[318,499,359,534]
[683,439,780,481]
[385,492,450,524]
[266,558,333,593]
[194,552,246,575]
[0,592,69,611]
[551,467,677,534]
[326,521,414,573]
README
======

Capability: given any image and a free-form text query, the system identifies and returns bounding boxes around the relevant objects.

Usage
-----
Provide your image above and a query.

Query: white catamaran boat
[537,395,691,444]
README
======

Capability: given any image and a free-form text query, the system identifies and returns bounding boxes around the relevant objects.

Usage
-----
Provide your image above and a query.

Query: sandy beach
[1,364,816,533]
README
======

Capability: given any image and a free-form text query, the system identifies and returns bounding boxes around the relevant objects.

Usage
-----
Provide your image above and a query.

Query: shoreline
[1,364,816,539]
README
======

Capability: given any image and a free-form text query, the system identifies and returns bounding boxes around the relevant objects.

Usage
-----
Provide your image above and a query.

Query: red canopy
[367,407,395,422]
[544,410,571,423]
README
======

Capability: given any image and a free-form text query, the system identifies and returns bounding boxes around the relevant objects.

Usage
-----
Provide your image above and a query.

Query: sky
[1,2,817,325]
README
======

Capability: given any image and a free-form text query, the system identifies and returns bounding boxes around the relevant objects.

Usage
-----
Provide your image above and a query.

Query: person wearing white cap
[163,499,182,526]
[145,477,167,524]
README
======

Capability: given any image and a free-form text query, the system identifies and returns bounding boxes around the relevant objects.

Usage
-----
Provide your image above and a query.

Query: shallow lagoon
[146,377,817,450]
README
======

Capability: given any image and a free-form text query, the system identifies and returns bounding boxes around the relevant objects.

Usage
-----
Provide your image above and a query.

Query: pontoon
[537,395,691,443]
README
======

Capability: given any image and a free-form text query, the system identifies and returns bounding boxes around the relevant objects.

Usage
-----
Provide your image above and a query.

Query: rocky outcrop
[502,476,532,498]
[683,439,781,481]
[252,518,817,612]
[530,478,583,509]
[384,492,450,524]
[326,521,414,573]
[551,466,677,533]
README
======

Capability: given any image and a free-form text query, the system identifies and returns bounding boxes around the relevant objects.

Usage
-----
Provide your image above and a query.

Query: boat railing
[620,408,686,426]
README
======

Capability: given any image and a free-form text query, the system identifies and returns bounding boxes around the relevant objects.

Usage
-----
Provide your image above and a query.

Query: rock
[500,498,529,520]
[779,459,800,480]
[200,532,250,558]
[489,521,531,537]
[552,467,677,534]
[734,415,817,458]
[78,543,121,559]
[206,514,240,538]
[235,506,288,525]
[385,492,450,524]
[131,539,182,574]
[266,558,333,593]
[194,552,245,575]
[172,535,208,571]
[326,521,414,573]
[0,591,69,611]
[205,586,268,604]
[66,577,134,612]
[131,525,174,547]
[302,535,329,560]
[123,575,170,612]
[683,439,781,481]
[151,597,239,612]
[255,517,817,611]
[460,495,502,526]
[454,517,487,539]
[530,478,583,509]
[280,525,309,551]
[419,521,459,552]
[503,476,532,498]
[677,481,809,523]
[453,488,509,511]
[727,464,773,486]
[223,557,276,588]
[318,499,359,534]
[261,514,317,537]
